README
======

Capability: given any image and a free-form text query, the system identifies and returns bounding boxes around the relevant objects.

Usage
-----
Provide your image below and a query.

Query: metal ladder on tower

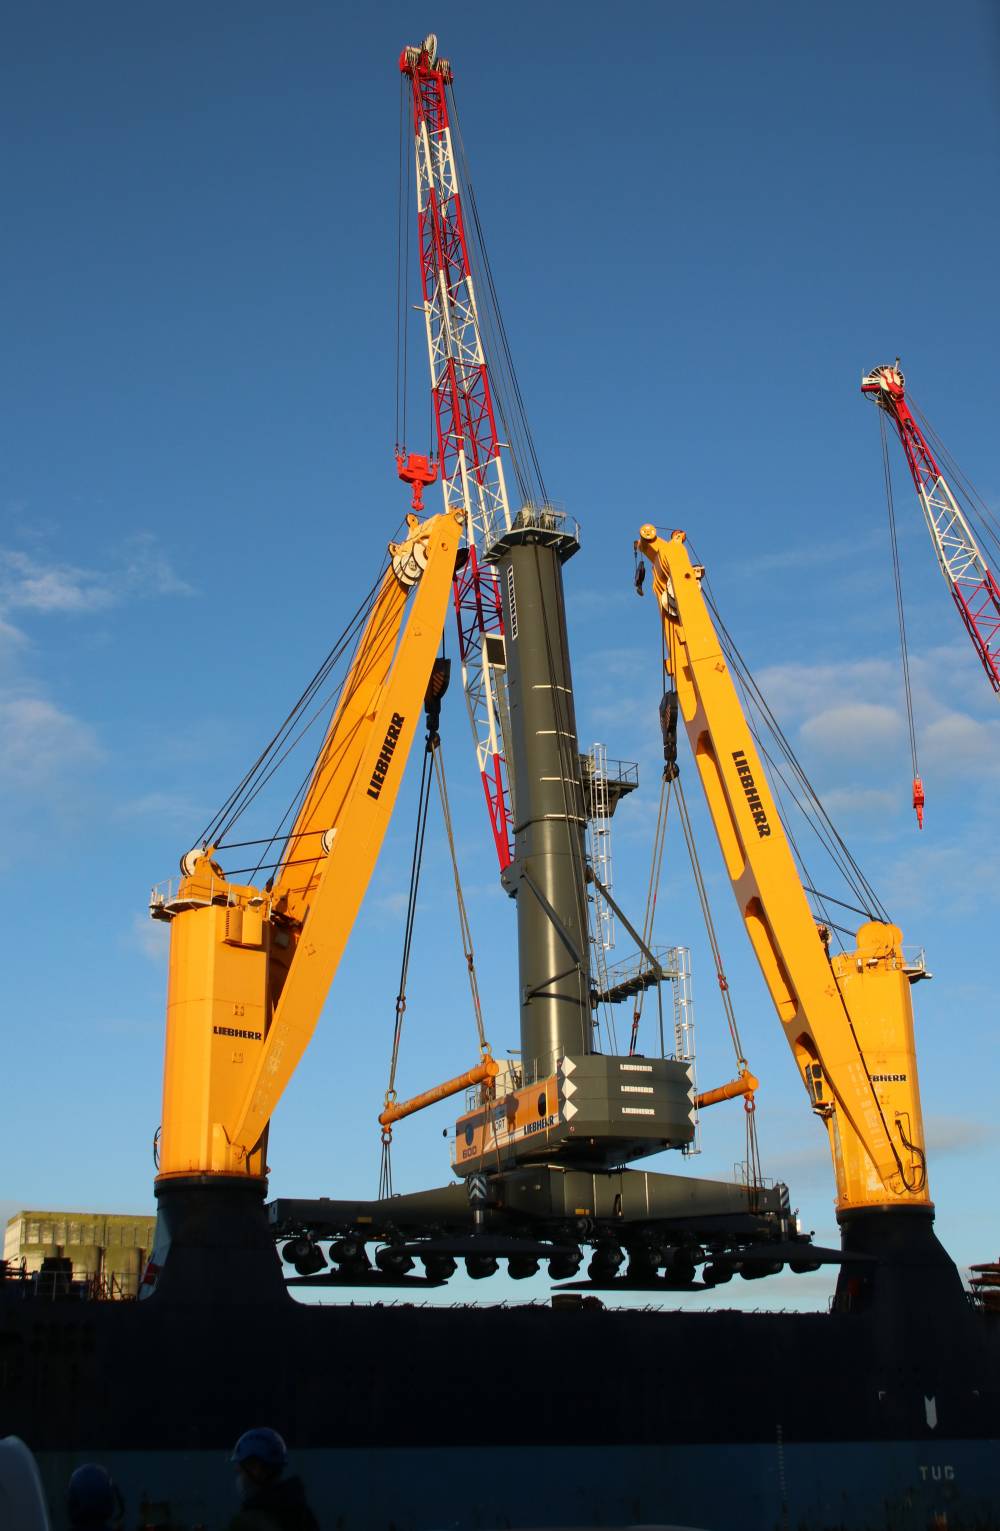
[665,944,701,1154]
[586,743,616,1051]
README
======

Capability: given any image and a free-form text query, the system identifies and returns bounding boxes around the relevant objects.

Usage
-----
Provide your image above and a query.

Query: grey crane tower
[475,506,697,1170]
[493,510,592,1082]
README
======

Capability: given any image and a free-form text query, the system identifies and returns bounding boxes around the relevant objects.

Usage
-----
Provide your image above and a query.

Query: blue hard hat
[67,1464,117,1525]
[231,1428,288,1472]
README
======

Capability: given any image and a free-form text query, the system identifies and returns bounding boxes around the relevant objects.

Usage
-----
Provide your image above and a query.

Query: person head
[231,1427,288,1492]
[67,1464,121,1528]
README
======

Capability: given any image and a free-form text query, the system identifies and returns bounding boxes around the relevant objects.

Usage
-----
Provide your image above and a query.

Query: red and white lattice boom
[862,362,1000,694]
[400,34,515,868]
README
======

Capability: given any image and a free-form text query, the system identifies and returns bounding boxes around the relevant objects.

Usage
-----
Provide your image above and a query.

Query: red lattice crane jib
[862,362,1000,695]
[398,35,515,870]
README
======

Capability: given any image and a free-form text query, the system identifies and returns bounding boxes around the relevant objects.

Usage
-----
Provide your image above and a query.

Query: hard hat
[231,1428,288,1472]
[67,1464,117,1525]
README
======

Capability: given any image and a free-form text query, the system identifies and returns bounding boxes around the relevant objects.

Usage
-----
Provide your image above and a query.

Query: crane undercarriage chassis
[267,1167,831,1292]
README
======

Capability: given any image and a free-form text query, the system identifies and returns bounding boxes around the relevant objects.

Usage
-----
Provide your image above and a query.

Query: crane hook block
[397,452,439,512]
[912,775,925,831]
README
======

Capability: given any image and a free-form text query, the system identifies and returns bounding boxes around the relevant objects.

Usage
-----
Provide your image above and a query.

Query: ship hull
[4,1289,999,1530]
[24,1438,1000,1531]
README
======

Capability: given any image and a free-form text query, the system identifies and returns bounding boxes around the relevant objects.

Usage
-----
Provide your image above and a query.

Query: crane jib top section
[862,362,1000,696]
[399,35,515,873]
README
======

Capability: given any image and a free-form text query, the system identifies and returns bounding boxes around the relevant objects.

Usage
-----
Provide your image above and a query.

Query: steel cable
[200,563,388,849]
[880,411,920,780]
[701,585,888,923]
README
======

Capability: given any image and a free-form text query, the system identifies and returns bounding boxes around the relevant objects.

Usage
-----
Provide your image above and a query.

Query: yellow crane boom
[154,509,464,1183]
[636,525,929,1216]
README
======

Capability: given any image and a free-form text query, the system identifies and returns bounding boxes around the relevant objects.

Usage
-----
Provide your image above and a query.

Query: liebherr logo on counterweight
[732,749,771,838]
[367,713,405,800]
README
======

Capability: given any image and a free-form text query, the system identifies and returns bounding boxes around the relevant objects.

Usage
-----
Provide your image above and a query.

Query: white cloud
[0,696,102,786]
[0,616,27,650]
[114,790,200,824]
[118,534,195,600]
[750,656,895,722]
[0,532,196,813]
[131,911,170,963]
[0,534,194,618]
[0,551,114,614]
[726,528,885,578]
[925,1114,997,1156]
[756,652,997,792]
[819,785,896,817]
[921,711,1000,781]
[799,701,902,754]
[881,837,1000,917]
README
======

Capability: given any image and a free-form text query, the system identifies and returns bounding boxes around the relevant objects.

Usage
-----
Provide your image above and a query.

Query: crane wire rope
[694,578,923,1193]
[650,542,922,1196]
[744,717,852,951]
[697,605,922,1188]
[655,614,762,1192]
[713,625,924,1194]
[879,409,922,824]
[199,562,388,851]
[431,739,489,1055]
[628,771,673,1057]
[696,574,889,924]
[379,720,493,1199]
[626,622,674,1058]
[672,774,763,1194]
[447,80,549,511]
[379,740,435,1199]
[909,397,1000,564]
[395,72,412,455]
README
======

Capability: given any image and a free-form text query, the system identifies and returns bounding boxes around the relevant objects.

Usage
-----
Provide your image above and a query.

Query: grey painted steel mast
[489,511,592,1084]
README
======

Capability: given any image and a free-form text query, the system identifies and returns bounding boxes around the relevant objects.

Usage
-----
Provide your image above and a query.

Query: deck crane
[398,34,516,872]
[635,526,959,1308]
[862,362,1000,696]
[143,32,810,1305]
[143,508,468,1296]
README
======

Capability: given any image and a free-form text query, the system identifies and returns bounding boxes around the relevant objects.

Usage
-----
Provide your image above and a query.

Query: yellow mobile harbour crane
[142,499,954,1304]
[634,528,930,1226]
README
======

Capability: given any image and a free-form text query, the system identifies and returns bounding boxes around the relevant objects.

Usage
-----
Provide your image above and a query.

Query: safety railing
[1,1261,140,1301]
[149,875,272,920]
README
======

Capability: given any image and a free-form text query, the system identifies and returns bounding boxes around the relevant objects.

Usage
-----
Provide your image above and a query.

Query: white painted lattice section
[413,122,512,556]
[666,944,701,1155]
[587,743,615,951]
[918,473,993,604]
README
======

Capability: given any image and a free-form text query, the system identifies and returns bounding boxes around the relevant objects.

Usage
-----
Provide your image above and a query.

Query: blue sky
[2,2,998,1312]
